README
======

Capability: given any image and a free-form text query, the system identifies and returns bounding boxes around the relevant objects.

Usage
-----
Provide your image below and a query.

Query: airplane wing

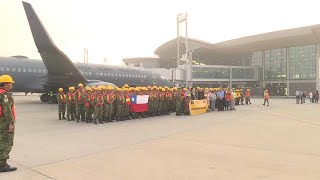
[22,1,86,82]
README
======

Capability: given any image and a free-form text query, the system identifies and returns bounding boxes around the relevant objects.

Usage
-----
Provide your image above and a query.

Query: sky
[1,0,320,65]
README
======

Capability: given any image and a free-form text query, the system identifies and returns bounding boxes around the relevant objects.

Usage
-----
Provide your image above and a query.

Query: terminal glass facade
[264,48,287,80]
[232,68,254,79]
[288,45,316,79]
[192,67,229,79]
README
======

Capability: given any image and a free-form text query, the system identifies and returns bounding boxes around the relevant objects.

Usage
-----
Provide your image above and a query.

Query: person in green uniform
[147,86,153,117]
[184,94,191,115]
[57,88,66,120]
[115,88,125,121]
[103,85,115,123]
[93,86,104,124]
[85,87,94,123]
[66,87,76,121]
[75,83,86,122]
[175,88,182,116]
[151,86,158,117]
[0,75,17,172]
[123,87,132,120]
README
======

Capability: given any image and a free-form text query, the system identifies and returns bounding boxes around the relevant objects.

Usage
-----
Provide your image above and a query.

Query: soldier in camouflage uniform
[153,87,159,116]
[75,83,86,122]
[85,87,94,123]
[172,87,177,112]
[0,75,17,172]
[147,86,154,117]
[175,88,182,116]
[103,85,115,123]
[158,88,165,115]
[93,87,104,124]
[115,88,125,121]
[123,87,132,120]
[184,94,191,115]
[181,88,187,115]
[66,87,76,121]
[57,88,66,120]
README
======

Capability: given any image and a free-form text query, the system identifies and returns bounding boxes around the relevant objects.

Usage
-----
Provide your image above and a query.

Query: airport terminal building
[123,25,320,96]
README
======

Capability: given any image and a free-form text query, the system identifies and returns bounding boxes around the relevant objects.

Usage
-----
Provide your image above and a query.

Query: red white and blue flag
[130,95,149,112]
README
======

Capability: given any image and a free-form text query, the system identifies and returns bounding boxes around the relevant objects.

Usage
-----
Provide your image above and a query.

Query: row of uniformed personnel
[56,83,193,124]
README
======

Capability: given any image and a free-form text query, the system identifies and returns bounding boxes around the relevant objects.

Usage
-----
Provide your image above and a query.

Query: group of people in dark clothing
[295,90,319,104]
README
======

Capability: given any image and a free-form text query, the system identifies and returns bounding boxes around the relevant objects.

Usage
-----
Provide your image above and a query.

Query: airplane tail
[22,1,87,84]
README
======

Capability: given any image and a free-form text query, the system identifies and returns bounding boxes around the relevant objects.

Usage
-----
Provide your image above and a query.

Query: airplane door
[152,73,157,84]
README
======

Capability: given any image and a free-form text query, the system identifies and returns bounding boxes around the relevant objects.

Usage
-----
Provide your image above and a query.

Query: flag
[130,95,149,112]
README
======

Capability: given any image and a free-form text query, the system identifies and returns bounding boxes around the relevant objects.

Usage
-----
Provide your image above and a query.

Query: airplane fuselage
[0,56,171,93]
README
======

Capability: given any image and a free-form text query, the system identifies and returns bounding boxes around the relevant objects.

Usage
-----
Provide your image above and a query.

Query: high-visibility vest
[0,88,16,121]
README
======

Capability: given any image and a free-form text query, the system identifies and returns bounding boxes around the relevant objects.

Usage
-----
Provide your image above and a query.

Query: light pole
[177,12,188,87]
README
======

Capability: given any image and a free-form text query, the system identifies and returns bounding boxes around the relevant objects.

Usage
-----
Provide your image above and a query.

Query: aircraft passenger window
[11,68,16,72]
[28,69,32,72]
[88,72,91,75]
[119,74,122,77]
[129,74,132,78]
[111,73,114,76]
[42,69,47,73]
[84,72,87,75]
[100,73,103,76]
[104,73,107,76]
[6,67,10,71]
[144,75,146,78]
[38,69,42,73]
[33,69,37,73]
[18,68,21,72]
[115,74,118,77]
[0,67,4,71]
[23,68,26,72]
[108,73,110,76]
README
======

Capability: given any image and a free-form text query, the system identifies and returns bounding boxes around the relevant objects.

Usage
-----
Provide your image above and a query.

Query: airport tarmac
[1,95,320,179]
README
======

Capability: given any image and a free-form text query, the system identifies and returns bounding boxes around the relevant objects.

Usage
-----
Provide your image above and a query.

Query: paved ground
[1,94,320,179]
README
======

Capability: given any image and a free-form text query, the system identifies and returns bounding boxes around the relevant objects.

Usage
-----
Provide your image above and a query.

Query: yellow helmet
[147,86,151,89]
[69,86,75,91]
[0,75,14,84]
[123,84,129,88]
[116,88,122,91]
[187,94,191,97]
[96,86,102,91]
[58,88,63,92]
[86,87,92,91]
[91,86,96,90]
[106,85,112,90]
[101,85,107,90]
[135,88,140,91]
[78,83,84,87]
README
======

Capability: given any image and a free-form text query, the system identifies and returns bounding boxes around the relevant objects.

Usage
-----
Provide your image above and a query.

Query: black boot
[59,114,61,120]
[62,112,66,119]
[0,165,17,173]
[71,114,75,121]
[99,119,104,124]
[67,116,70,121]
